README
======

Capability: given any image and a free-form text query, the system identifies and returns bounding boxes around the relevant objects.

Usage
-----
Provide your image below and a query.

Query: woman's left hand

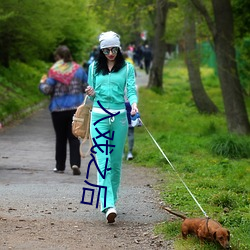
[131,103,138,116]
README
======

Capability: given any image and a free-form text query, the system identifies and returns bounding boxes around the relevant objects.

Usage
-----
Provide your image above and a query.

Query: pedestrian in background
[39,45,88,175]
[86,46,99,72]
[85,31,138,223]
[143,44,152,74]
[134,44,144,69]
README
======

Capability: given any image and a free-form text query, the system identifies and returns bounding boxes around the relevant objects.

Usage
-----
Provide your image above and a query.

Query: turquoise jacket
[87,62,138,110]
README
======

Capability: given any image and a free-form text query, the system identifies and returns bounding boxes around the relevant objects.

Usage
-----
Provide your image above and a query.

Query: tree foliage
[232,0,250,39]
[0,0,99,67]
[90,0,155,46]
[232,0,250,95]
[164,2,184,44]
[0,0,249,134]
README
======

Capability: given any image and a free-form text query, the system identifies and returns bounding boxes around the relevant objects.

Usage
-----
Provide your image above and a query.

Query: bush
[210,135,250,159]
[0,60,49,123]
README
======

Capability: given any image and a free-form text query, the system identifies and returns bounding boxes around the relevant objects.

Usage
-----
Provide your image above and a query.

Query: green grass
[128,58,250,250]
[0,60,50,123]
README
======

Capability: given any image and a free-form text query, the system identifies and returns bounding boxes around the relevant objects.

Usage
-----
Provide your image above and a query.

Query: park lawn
[129,58,250,250]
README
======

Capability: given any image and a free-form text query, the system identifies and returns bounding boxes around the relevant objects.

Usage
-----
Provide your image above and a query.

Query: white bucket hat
[99,31,121,49]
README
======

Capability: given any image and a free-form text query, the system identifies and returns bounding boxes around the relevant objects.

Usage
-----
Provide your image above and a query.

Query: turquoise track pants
[90,110,128,212]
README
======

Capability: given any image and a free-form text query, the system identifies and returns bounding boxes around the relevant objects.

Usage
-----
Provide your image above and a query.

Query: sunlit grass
[129,58,250,250]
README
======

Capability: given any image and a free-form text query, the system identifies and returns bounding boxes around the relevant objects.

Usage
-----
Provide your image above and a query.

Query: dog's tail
[162,206,187,220]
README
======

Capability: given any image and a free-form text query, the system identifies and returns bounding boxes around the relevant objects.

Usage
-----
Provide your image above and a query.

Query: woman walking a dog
[85,31,138,223]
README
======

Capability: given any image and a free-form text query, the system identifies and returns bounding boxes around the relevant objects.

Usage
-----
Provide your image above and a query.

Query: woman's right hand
[40,74,47,83]
[85,86,95,97]
[131,103,138,116]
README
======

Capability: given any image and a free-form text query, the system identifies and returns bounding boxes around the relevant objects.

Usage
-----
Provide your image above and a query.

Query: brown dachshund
[162,207,231,249]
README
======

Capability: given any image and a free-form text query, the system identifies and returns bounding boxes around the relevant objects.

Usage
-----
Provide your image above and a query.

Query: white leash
[139,118,209,218]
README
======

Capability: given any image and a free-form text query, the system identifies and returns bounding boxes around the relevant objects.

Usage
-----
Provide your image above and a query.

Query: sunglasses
[102,47,119,55]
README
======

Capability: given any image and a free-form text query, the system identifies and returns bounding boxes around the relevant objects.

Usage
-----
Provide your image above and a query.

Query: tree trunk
[184,4,218,114]
[147,0,169,89]
[212,0,250,134]
[191,0,250,134]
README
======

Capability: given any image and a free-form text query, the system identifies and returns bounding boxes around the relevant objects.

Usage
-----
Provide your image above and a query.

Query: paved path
[0,106,165,224]
[0,71,173,249]
[135,68,149,87]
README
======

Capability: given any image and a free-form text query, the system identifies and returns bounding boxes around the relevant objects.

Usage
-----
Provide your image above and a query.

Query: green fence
[198,41,217,74]
[198,39,250,95]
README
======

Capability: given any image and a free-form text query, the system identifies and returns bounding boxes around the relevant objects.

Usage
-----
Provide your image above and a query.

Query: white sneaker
[127,152,133,160]
[106,208,117,223]
[53,168,64,173]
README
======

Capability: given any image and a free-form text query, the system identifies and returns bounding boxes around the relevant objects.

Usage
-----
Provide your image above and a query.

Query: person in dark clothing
[143,44,152,74]
[134,45,144,69]
[84,46,100,73]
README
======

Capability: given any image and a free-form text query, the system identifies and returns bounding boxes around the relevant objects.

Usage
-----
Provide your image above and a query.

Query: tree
[90,0,155,48]
[191,0,250,134]
[184,1,218,114]
[148,0,177,89]
[0,0,98,66]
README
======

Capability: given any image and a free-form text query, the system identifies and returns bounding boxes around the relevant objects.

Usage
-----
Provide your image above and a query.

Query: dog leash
[139,118,209,218]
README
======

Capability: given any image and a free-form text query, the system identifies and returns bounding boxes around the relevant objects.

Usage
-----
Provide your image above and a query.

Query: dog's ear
[227,230,230,240]
[213,231,217,240]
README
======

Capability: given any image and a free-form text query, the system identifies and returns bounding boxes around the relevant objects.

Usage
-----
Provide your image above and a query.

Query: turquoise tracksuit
[87,62,137,212]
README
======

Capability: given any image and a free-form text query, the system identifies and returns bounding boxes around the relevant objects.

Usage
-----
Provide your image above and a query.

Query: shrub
[210,135,250,159]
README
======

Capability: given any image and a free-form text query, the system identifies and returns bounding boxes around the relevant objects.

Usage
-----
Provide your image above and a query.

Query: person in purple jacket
[39,45,88,175]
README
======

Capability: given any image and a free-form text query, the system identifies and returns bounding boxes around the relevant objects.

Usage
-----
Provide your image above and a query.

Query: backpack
[72,95,93,158]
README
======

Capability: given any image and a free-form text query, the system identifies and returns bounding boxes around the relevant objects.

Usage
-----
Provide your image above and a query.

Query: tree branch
[190,0,216,37]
